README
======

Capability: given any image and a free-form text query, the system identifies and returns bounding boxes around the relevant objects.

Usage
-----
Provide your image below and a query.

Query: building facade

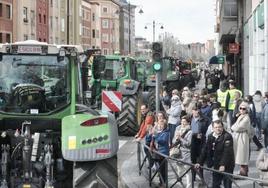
[119,0,135,55]
[0,0,12,43]
[49,0,60,44]
[36,0,49,42]
[134,36,151,58]
[216,0,242,87]
[243,0,268,94]
[13,0,36,42]
[97,0,120,55]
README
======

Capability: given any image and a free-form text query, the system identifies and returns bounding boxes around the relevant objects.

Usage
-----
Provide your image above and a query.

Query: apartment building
[0,0,12,43]
[36,0,49,42]
[49,0,60,44]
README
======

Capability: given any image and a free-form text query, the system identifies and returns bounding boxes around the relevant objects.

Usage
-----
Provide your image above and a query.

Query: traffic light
[152,42,163,62]
[153,62,162,71]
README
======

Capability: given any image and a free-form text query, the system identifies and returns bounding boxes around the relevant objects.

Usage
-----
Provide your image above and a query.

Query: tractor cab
[0,41,70,115]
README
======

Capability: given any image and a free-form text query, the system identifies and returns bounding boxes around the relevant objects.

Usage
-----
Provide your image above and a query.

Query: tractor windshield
[93,57,126,80]
[0,55,70,114]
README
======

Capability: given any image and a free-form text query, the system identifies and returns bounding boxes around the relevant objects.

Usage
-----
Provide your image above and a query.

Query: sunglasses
[239,107,246,110]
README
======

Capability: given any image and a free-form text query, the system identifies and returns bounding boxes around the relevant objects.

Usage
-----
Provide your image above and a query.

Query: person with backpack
[245,95,263,151]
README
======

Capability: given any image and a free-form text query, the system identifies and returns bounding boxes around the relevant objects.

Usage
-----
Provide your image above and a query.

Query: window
[39,14,42,23]
[82,9,85,19]
[44,15,46,24]
[6,33,11,43]
[24,34,28,41]
[23,7,28,22]
[0,3,2,17]
[0,33,2,43]
[39,38,42,42]
[55,17,58,31]
[6,4,11,19]
[103,49,108,55]
[61,18,65,32]
[103,7,108,13]
[102,19,109,29]
[92,13,95,21]
[224,0,237,17]
[102,33,109,43]
[50,0,53,7]
[31,10,35,25]
[92,29,95,38]
[50,16,53,29]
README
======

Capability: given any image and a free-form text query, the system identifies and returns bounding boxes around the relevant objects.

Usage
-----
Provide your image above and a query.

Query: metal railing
[137,141,268,188]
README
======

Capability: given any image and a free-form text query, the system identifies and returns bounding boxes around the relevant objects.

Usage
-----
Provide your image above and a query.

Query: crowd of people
[134,74,268,188]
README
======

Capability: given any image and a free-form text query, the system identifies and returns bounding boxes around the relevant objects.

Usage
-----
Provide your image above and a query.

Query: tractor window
[0,55,70,114]
[129,60,137,80]
[101,59,125,80]
[92,55,105,79]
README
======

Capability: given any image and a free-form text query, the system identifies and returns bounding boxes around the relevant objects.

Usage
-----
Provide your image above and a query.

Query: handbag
[169,145,181,158]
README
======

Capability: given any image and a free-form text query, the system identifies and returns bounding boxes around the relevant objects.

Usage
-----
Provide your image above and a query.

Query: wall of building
[0,0,13,43]
[243,0,267,94]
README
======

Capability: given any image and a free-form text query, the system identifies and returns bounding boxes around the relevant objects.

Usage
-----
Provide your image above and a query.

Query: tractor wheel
[73,156,118,188]
[148,87,156,111]
[118,93,142,136]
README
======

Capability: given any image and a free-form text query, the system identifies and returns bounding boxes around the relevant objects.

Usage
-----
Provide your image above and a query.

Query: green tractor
[143,60,157,111]
[86,54,143,136]
[161,57,197,94]
[0,41,119,188]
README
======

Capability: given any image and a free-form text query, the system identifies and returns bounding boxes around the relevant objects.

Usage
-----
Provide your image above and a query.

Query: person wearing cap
[231,101,251,176]
[226,80,243,131]
[166,94,182,145]
[195,120,235,188]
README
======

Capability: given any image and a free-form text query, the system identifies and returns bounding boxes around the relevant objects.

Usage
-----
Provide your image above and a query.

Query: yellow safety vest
[228,89,243,110]
[217,89,228,108]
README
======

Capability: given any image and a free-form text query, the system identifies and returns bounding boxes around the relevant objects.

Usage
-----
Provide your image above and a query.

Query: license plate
[85,91,92,98]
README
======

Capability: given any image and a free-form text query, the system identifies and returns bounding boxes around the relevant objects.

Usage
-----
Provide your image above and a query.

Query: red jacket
[136,112,154,139]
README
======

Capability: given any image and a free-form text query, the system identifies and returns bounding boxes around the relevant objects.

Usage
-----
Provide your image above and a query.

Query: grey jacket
[261,103,268,129]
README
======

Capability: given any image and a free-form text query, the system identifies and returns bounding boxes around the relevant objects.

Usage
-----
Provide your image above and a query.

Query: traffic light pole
[155,70,160,114]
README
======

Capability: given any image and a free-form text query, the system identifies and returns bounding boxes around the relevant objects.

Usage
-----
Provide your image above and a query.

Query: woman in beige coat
[256,147,268,186]
[231,101,251,176]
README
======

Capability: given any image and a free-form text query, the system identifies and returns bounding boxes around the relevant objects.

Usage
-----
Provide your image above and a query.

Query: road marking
[119,140,127,149]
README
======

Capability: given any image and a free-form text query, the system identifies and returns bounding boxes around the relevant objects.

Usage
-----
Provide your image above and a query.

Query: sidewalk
[120,138,262,188]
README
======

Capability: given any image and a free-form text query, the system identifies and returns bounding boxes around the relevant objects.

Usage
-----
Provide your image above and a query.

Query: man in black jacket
[195,120,235,188]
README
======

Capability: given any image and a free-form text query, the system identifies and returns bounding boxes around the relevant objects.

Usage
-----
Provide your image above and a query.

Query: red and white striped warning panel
[101,91,122,112]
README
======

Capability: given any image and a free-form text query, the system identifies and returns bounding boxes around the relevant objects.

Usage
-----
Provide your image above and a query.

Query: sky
[131,0,216,44]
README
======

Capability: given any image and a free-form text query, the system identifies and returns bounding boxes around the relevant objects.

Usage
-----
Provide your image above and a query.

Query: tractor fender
[118,80,140,95]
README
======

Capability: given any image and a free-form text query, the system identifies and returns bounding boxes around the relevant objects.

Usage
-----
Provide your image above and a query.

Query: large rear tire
[73,156,118,188]
[148,87,156,111]
[118,93,142,136]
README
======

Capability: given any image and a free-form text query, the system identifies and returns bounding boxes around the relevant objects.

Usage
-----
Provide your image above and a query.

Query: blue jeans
[256,112,262,138]
[168,123,177,145]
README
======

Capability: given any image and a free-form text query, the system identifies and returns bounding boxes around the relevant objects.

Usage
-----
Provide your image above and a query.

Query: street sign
[229,43,239,54]
[102,91,122,112]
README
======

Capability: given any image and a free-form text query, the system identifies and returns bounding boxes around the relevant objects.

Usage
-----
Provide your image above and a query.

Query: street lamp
[144,21,164,42]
